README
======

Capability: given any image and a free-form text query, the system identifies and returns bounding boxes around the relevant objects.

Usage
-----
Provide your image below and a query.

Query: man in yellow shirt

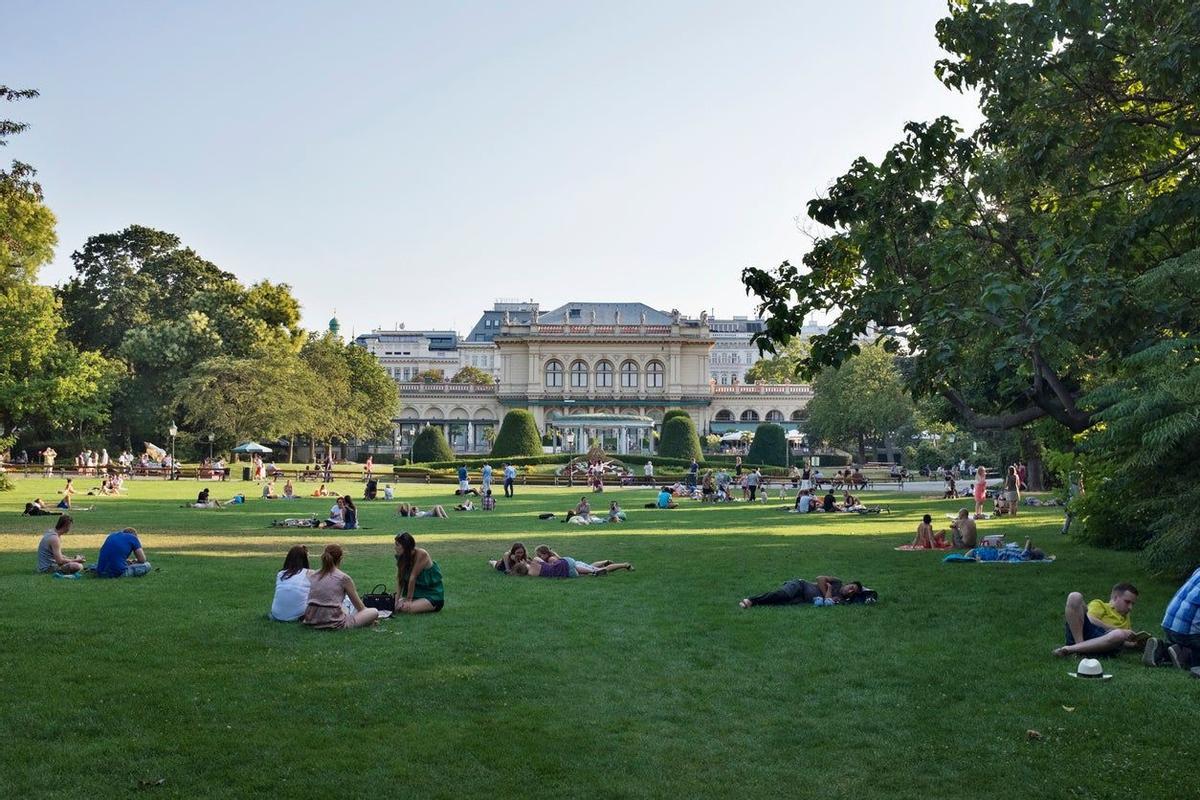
[1053,582,1139,657]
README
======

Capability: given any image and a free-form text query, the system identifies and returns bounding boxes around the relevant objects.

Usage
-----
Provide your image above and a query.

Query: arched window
[646,360,665,389]
[791,409,806,421]
[570,360,588,388]
[766,410,784,422]
[545,360,563,388]
[740,409,760,422]
[620,360,639,389]
[595,360,614,388]
[715,409,734,421]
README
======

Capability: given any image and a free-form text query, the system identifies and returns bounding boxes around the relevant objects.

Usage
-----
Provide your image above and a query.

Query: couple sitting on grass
[270,532,444,629]
[739,575,871,608]
[36,516,152,578]
[489,542,633,578]
[908,510,978,549]
[1057,572,1200,677]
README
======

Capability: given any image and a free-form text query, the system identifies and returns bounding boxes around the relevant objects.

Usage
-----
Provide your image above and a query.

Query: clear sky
[7,0,980,335]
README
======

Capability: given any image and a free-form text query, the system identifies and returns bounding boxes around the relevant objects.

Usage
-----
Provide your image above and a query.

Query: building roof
[537,302,674,325]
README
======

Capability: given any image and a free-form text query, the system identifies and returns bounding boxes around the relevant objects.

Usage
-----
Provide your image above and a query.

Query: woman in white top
[270,545,312,621]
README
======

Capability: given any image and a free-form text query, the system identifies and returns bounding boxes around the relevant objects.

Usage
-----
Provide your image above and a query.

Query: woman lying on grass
[490,542,530,573]
[739,576,863,608]
[397,503,449,518]
[301,544,378,629]
[534,545,633,575]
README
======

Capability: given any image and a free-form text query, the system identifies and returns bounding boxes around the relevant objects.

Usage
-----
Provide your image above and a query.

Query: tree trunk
[288,435,295,465]
[1021,429,1044,491]
[857,433,866,465]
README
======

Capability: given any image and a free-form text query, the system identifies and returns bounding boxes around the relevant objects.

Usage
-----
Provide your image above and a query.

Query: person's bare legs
[58,562,83,575]
[344,608,379,627]
[590,560,614,568]
[597,562,633,573]
[433,506,448,518]
[397,598,437,614]
[1052,592,1134,656]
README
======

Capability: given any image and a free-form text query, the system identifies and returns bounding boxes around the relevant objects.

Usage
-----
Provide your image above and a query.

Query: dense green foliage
[657,415,702,461]
[411,425,454,463]
[746,423,787,467]
[1073,252,1200,576]
[744,1,1200,436]
[742,1,1200,569]
[806,344,913,463]
[490,409,543,458]
[0,87,114,452]
[743,337,809,383]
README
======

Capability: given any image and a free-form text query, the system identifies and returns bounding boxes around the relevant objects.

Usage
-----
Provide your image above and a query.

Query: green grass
[0,476,1193,799]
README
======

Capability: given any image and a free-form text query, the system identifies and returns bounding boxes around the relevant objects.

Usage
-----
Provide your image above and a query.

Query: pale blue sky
[7,1,980,334]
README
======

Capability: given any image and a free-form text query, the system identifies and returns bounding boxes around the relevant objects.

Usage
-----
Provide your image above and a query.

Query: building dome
[328,315,340,335]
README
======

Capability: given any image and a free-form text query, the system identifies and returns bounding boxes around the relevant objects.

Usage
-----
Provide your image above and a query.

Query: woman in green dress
[394,531,444,613]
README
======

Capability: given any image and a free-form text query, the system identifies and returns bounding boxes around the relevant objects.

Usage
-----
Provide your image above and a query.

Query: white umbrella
[785,429,803,440]
[720,431,745,442]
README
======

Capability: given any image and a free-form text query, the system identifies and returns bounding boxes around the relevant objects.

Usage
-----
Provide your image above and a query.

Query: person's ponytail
[319,544,343,576]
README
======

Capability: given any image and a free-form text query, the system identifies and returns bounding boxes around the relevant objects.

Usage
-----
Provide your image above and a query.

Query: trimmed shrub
[411,426,454,463]
[491,409,543,458]
[747,423,788,467]
[658,416,703,461]
[662,408,692,424]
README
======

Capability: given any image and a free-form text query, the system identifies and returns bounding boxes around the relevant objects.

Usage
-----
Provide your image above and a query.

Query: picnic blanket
[943,552,1056,564]
[894,543,952,551]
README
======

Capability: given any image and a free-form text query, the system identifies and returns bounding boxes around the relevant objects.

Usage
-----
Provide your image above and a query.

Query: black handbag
[362,584,395,612]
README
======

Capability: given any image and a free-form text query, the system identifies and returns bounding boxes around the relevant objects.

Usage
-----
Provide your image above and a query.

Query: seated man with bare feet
[1053,582,1139,658]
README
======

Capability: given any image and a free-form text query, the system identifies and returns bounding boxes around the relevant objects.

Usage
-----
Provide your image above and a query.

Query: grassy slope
[0,476,1192,800]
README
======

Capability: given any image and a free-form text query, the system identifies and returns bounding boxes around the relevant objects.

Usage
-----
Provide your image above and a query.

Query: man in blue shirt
[481,463,493,495]
[457,464,471,495]
[1146,566,1200,671]
[96,528,151,578]
[503,463,516,497]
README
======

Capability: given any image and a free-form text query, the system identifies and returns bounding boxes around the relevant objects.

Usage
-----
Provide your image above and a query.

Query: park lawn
[0,477,1193,800]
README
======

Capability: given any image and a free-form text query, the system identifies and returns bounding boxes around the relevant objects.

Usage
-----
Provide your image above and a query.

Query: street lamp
[207,432,215,460]
[168,420,178,480]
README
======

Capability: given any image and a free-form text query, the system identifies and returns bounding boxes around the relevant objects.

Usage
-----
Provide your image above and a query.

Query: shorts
[563,557,580,578]
[1065,619,1121,654]
[459,480,469,492]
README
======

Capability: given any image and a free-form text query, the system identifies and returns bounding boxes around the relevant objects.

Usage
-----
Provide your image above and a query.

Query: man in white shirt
[644,461,654,483]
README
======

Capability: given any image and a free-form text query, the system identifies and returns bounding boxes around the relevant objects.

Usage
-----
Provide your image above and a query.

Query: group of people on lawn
[28,466,1200,676]
[269,533,444,628]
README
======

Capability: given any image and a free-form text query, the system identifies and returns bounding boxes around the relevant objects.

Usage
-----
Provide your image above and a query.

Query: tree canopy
[805,344,913,464]
[743,337,809,384]
[743,0,1200,435]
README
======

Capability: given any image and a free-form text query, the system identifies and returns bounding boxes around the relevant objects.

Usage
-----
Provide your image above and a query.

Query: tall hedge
[663,408,692,424]
[747,423,788,467]
[412,425,454,463]
[491,409,543,458]
[658,416,703,461]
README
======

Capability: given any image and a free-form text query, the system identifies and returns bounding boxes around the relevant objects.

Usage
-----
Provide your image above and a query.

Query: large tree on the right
[743,0,1200,435]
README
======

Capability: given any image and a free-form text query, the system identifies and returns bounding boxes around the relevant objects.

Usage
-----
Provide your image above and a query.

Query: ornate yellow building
[386,302,812,453]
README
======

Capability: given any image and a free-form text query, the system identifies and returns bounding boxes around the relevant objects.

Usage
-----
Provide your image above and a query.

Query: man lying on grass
[739,577,864,608]
[1053,582,1139,658]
